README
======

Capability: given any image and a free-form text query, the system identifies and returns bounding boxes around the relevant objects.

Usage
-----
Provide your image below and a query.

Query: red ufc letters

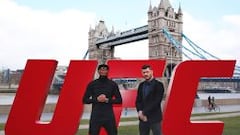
[4,59,235,135]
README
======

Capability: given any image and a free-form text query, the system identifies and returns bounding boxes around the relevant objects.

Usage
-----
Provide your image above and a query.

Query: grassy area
[211,116,240,135]
[1,113,240,135]
[0,124,4,131]
[191,111,240,116]
[76,116,240,135]
[80,117,138,125]
[76,125,139,135]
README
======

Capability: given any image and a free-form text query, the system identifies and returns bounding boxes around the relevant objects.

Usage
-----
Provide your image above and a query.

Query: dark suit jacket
[135,78,164,123]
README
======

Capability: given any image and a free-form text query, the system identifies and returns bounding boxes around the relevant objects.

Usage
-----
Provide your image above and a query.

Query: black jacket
[83,77,122,120]
[135,78,164,123]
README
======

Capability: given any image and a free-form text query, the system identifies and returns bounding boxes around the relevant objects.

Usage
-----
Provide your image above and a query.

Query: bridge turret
[176,4,183,33]
[178,4,183,17]
[158,0,172,10]
[94,20,109,38]
[148,0,152,13]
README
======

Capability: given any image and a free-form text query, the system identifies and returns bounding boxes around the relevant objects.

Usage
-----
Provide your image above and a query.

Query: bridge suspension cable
[162,28,200,60]
[83,49,89,60]
[181,33,220,60]
[161,27,240,77]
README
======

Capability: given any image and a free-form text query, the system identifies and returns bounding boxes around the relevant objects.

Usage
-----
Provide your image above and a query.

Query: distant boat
[198,87,237,93]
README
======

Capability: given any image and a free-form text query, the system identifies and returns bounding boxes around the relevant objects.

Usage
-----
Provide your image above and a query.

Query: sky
[0,0,240,70]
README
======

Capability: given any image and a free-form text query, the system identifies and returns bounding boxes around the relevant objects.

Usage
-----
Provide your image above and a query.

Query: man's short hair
[97,64,109,70]
[141,64,152,70]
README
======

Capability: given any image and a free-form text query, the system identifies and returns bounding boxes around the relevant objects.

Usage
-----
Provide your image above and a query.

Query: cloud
[0,0,96,70]
[114,40,148,60]
[223,15,240,28]
[1,0,239,71]
[182,12,240,65]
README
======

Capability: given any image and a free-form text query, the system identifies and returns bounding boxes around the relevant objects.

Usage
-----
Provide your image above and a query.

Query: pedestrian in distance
[211,96,215,108]
[83,64,122,135]
[208,95,212,107]
[135,64,164,135]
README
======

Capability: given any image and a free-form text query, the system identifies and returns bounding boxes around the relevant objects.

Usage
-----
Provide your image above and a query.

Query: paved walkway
[1,111,240,135]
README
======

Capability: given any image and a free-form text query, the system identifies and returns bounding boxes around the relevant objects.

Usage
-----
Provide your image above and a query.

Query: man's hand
[97,94,108,103]
[138,111,147,122]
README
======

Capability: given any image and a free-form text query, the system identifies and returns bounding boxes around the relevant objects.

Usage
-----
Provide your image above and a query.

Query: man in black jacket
[135,64,164,135]
[83,64,122,135]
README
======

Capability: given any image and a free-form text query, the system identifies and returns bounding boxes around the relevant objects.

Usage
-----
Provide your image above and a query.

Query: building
[147,0,183,79]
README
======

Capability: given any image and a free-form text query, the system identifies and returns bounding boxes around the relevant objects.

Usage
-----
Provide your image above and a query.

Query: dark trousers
[89,119,117,135]
[139,121,161,135]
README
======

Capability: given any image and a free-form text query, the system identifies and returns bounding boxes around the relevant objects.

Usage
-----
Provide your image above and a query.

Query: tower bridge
[96,25,148,47]
[84,0,240,91]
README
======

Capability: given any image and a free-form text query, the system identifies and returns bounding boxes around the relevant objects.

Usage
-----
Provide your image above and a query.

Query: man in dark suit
[135,64,164,135]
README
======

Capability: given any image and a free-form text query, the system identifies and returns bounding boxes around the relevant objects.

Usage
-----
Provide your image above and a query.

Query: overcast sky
[0,0,240,70]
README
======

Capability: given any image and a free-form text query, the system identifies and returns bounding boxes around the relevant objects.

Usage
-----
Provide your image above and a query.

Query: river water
[1,93,240,105]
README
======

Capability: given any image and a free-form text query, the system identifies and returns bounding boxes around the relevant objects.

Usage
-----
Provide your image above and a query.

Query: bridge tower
[88,20,115,64]
[148,0,183,78]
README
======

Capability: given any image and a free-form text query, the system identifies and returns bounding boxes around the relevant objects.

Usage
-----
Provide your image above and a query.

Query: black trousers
[89,119,117,135]
[139,121,161,135]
